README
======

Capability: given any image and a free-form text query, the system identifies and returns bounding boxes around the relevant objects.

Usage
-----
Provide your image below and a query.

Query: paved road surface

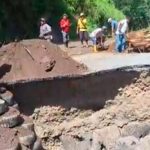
[72,52,150,72]
[59,41,150,73]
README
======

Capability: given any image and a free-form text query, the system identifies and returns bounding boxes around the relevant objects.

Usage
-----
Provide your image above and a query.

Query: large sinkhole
[2,66,150,150]
[4,67,144,114]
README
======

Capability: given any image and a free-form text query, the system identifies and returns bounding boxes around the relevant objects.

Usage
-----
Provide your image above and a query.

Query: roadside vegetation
[0,0,149,42]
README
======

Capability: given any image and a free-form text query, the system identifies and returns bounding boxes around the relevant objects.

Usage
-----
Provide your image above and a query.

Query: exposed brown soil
[128,30,150,52]
[0,39,87,83]
[0,127,19,149]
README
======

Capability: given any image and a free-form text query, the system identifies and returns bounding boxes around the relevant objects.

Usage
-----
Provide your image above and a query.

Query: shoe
[93,45,98,53]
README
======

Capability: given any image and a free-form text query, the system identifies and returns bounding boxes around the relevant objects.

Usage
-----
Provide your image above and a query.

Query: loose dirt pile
[128,30,150,52]
[33,71,150,150]
[107,29,150,53]
[0,39,87,83]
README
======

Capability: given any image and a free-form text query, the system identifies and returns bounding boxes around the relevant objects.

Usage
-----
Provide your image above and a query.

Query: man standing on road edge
[115,16,130,53]
[77,13,89,48]
[60,14,71,48]
[39,18,52,42]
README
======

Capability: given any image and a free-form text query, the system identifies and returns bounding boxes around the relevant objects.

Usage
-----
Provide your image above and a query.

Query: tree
[113,0,150,29]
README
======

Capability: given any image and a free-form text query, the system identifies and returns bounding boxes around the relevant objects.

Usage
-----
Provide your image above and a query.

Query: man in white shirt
[39,18,52,42]
[90,26,107,52]
[115,16,130,52]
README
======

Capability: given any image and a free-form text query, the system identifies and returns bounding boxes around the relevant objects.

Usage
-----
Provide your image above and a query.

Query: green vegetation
[113,0,150,30]
[65,0,124,31]
[0,0,149,42]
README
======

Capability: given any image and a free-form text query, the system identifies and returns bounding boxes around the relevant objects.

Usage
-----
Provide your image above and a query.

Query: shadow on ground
[0,64,12,79]
[4,69,142,115]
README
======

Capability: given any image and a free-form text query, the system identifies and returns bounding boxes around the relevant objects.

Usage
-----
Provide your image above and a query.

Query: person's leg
[62,31,68,48]
[66,33,70,48]
[121,34,126,52]
[84,31,89,47]
[79,31,84,46]
[91,37,97,52]
[115,34,121,52]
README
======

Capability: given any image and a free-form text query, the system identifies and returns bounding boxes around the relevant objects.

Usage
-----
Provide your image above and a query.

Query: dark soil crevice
[6,69,142,115]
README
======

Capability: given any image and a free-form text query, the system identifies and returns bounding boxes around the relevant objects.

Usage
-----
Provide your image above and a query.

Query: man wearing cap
[39,18,52,42]
[59,14,71,48]
[77,13,89,47]
[115,16,130,52]
[90,26,107,52]
[108,18,118,37]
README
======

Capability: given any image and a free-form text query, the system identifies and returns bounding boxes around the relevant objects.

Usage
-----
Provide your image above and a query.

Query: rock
[121,122,150,138]
[135,135,150,150]
[0,99,7,115]
[0,91,14,106]
[17,127,36,147]
[45,60,56,72]
[115,136,139,150]
[32,138,43,150]
[12,101,19,110]
[113,119,129,128]
[105,100,117,107]
[21,115,34,131]
[21,145,31,150]
[91,125,121,150]
[0,87,7,94]
[60,135,92,150]
[0,107,21,128]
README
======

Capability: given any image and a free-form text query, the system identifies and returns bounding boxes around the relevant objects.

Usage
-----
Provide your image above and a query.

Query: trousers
[115,34,126,52]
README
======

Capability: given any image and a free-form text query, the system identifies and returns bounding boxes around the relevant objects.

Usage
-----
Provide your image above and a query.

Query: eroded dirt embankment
[6,67,143,114]
[31,70,150,150]
[1,66,148,150]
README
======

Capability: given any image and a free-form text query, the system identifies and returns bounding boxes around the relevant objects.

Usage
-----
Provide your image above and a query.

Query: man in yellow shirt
[77,13,89,47]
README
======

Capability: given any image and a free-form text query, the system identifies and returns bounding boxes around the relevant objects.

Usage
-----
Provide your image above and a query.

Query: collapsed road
[0,36,150,150]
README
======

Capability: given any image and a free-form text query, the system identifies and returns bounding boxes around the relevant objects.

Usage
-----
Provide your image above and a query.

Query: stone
[91,125,121,150]
[135,135,150,150]
[60,135,92,150]
[115,136,139,150]
[0,90,14,106]
[121,122,150,138]
[0,107,21,128]
[0,99,7,115]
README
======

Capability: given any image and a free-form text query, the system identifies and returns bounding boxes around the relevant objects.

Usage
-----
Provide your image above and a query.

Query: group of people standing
[39,13,130,53]
[60,13,89,48]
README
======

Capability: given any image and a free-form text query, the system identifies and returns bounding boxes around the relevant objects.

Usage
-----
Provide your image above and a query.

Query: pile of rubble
[128,30,150,53]
[0,87,43,150]
[33,71,150,150]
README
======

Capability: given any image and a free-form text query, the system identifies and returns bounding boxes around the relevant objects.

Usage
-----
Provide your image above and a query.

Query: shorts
[79,31,89,42]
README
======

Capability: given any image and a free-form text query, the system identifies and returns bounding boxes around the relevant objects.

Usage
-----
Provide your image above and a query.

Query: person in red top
[60,14,71,48]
